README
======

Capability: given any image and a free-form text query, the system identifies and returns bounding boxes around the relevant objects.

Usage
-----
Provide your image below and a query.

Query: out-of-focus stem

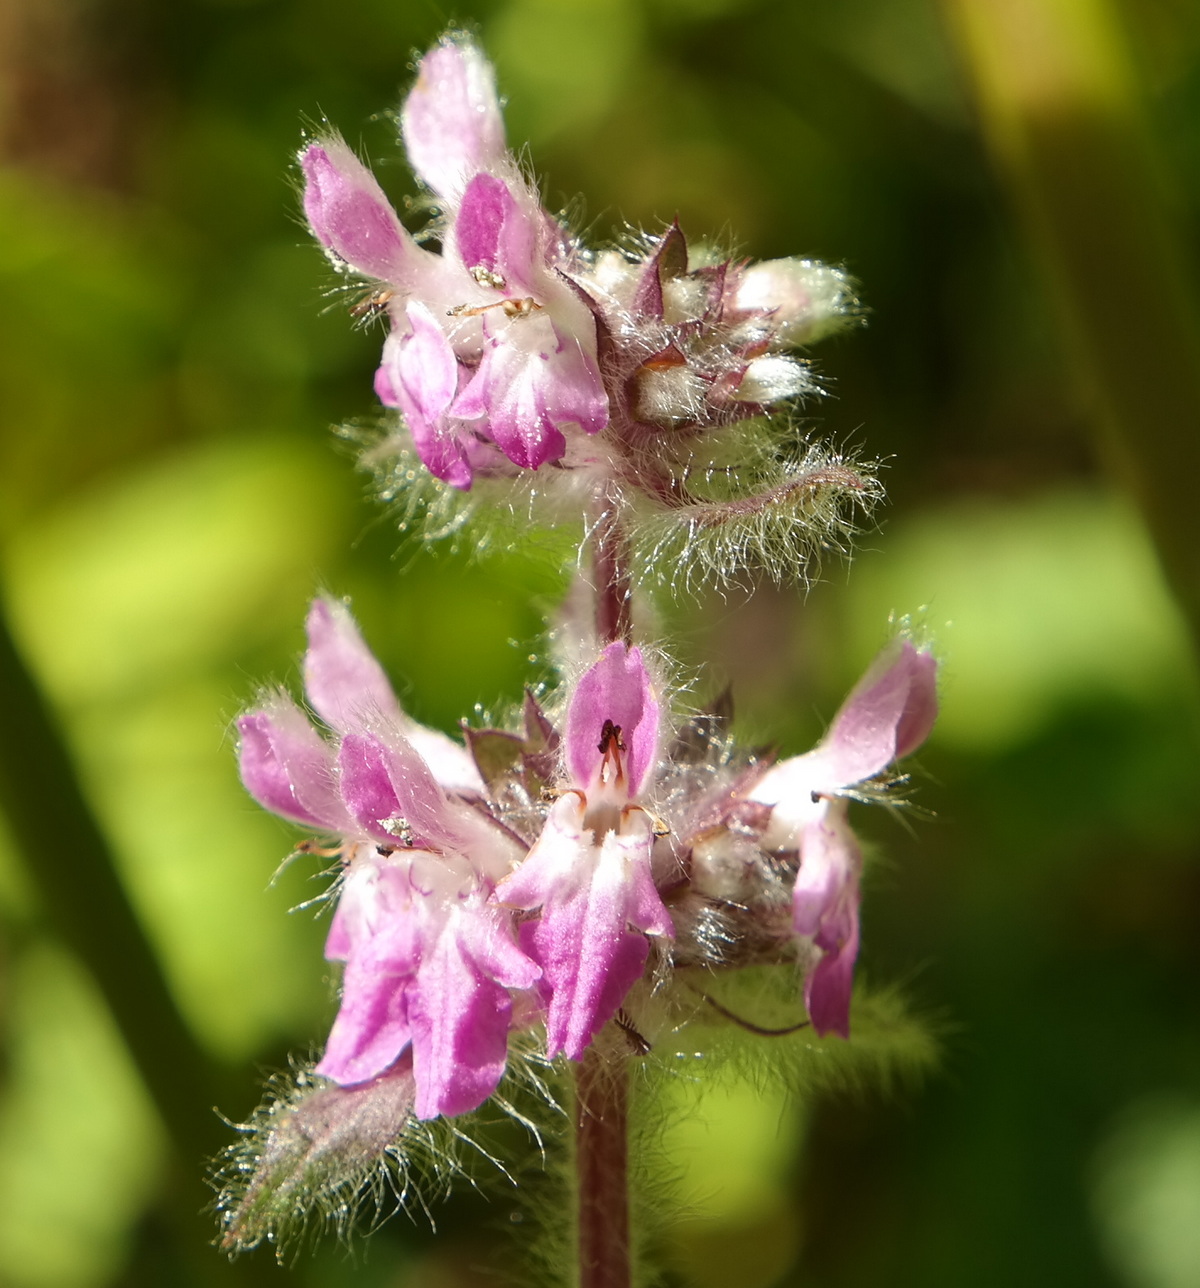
[0,598,231,1165]
[574,1045,632,1288]
[942,0,1200,653]
[593,501,632,645]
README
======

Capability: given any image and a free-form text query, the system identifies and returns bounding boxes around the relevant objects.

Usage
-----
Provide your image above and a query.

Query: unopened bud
[732,258,856,346]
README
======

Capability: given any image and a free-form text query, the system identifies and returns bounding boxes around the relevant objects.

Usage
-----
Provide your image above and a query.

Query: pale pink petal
[451,313,607,469]
[304,598,401,734]
[794,804,861,1039]
[376,307,474,490]
[301,138,414,283]
[565,642,660,795]
[820,639,938,786]
[792,806,859,939]
[745,750,825,850]
[404,726,487,797]
[401,36,507,199]
[325,858,420,969]
[236,698,347,829]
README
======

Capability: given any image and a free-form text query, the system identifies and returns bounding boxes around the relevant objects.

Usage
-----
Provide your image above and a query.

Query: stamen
[348,288,395,318]
[447,296,543,320]
[597,720,627,789]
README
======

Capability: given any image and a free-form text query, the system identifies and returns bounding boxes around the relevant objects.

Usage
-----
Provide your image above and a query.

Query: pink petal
[304,598,401,734]
[338,729,460,852]
[805,914,859,1040]
[401,36,507,200]
[565,642,660,796]
[300,138,413,283]
[316,857,421,1086]
[376,306,474,490]
[236,698,346,829]
[455,173,537,292]
[407,902,539,1119]
[451,314,607,470]
[794,805,861,1039]
[315,957,412,1085]
[819,639,939,786]
[497,799,670,1059]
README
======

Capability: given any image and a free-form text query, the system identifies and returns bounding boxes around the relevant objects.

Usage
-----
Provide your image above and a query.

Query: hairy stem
[574,1045,631,1288]
[593,501,632,645]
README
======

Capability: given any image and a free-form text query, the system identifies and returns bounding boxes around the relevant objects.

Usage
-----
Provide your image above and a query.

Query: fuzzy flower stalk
[215,31,941,1288]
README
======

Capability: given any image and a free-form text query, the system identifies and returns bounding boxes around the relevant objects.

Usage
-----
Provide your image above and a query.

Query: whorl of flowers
[219,596,935,1250]
[300,33,871,586]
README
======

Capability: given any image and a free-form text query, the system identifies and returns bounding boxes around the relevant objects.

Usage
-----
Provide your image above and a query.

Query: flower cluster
[301,35,869,579]
[218,30,940,1263]
[233,599,934,1150]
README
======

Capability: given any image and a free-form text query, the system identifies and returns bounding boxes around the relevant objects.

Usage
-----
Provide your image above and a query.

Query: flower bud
[731,258,857,346]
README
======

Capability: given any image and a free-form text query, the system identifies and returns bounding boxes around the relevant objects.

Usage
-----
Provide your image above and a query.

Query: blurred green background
[2,0,1200,1285]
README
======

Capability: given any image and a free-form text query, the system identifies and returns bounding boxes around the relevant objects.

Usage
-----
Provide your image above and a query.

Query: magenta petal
[820,640,938,786]
[805,914,859,1039]
[401,37,507,199]
[301,139,412,283]
[498,801,669,1059]
[566,642,660,794]
[455,174,536,290]
[237,699,346,829]
[337,734,404,843]
[408,932,513,1118]
[407,903,538,1119]
[304,598,401,734]
[315,956,412,1085]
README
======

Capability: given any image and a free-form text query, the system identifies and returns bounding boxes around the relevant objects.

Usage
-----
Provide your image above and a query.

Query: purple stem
[575,498,635,1288]
[593,502,632,645]
[574,1044,631,1288]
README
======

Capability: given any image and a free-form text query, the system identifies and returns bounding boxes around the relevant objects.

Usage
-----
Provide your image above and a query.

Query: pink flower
[747,640,938,1037]
[494,642,674,1059]
[300,36,606,489]
[237,598,539,1119]
[299,34,863,532]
